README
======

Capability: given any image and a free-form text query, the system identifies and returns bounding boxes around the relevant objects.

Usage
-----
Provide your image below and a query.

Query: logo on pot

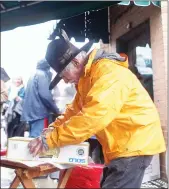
[76,147,85,156]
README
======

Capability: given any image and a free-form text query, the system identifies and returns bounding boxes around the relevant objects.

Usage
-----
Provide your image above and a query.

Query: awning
[57,8,110,43]
[0,1,120,32]
[119,1,160,7]
[50,0,160,43]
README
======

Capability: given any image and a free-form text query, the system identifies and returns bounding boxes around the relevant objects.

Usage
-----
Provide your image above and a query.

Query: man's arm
[46,60,131,148]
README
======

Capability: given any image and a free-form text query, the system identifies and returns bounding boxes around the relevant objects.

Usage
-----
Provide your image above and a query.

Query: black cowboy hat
[45,29,93,90]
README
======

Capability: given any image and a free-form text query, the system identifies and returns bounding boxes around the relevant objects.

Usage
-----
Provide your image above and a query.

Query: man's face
[60,59,83,84]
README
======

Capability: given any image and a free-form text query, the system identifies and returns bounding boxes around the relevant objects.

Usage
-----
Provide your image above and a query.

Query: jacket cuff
[48,122,60,128]
[46,132,57,149]
[48,125,55,129]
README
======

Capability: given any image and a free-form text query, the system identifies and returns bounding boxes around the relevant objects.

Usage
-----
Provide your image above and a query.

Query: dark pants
[29,115,53,138]
[100,155,153,188]
[7,112,25,138]
[29,118,45,138]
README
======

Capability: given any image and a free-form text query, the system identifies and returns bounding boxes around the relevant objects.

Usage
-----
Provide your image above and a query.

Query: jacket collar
[84,48,98,77]
[84,49,129,77]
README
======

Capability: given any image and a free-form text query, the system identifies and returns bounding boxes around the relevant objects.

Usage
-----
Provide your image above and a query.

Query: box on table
[142,154,160,183]
[7,137,35,161]
[7,137,89,166]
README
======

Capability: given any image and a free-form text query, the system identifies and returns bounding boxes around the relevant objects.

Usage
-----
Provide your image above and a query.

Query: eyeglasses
[59,58,79,77]
[72,58,79,65]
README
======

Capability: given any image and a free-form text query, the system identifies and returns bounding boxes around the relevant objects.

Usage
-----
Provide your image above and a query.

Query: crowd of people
[1,75,25,138]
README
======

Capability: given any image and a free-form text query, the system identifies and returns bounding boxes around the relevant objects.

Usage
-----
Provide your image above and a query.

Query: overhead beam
[0,1,42,13]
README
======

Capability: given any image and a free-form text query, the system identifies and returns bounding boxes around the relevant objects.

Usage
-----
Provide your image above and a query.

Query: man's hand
[28,136,49,157]
[15,96,21,102]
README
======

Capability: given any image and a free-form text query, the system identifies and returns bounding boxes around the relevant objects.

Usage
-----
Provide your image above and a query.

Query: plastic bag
[65,164,103,188]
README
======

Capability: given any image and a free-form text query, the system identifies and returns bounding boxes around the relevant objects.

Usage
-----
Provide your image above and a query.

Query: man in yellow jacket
[28,30,166,188]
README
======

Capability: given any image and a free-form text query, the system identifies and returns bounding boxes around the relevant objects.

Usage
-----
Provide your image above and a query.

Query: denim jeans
[29,114,55,138]
[100,155,153,188]
[29,118,45,138]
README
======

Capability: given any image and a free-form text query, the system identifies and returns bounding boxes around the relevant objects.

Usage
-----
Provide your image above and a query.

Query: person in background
[1,67,10,106]
[8,76,25,102]
[28,30,166,188]
[1,80,8,149]
[1,80,8,106]
[50,68,61,122]
[1,79,8,131]
[5,76,25,137]
[21,59,60,138]
[1,67,10,149]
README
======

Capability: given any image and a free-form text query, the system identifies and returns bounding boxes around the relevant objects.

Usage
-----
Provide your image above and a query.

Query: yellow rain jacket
[46,49,166,164]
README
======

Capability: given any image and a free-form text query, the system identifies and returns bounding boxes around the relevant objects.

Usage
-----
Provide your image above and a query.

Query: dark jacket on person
[21,59,59,122]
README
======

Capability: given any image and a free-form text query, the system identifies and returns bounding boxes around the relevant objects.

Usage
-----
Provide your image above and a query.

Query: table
[0,158,73,188]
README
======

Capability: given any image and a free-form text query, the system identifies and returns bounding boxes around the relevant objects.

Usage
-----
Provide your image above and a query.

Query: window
[135,44,154,100]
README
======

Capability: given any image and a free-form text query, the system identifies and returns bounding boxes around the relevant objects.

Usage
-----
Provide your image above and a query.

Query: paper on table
[21,160,74,169]
[1,156,74,170]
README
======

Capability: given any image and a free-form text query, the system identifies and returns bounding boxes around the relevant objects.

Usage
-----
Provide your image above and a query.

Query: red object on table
[65,163,104,188]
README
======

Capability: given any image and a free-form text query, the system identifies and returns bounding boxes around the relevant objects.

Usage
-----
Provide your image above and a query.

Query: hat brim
[49,40,94,90]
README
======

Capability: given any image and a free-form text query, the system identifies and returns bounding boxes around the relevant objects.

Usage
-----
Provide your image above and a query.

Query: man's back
[22,59,59,122]
[88,58,166,164]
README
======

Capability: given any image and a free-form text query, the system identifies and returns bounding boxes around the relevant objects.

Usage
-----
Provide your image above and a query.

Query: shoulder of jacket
[91,59,126,75]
